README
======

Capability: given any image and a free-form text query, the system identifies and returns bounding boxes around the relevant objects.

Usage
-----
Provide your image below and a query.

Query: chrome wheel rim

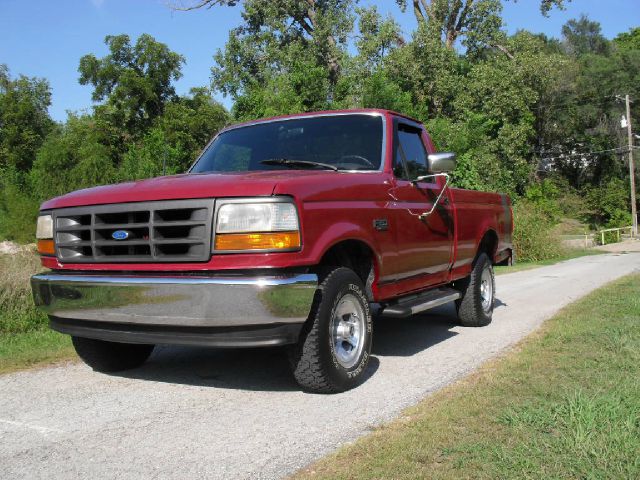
[480,267,493,312]
[331,293,366,369]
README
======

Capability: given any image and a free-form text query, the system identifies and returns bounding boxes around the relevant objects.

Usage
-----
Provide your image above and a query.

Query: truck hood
[41,171,318,210]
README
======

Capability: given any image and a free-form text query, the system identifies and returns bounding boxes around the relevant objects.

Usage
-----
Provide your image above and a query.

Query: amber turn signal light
[37,239,55,256]
[215,232,301,251]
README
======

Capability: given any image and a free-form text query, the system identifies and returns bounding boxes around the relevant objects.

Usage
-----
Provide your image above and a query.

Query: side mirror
[427,152,456,173]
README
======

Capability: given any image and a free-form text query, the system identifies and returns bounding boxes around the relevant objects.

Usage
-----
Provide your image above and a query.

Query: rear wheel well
[317,240,376,300]
[477,230,498,264]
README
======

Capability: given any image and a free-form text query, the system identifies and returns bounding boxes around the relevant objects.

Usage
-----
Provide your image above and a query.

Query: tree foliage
[561,14,610,56]
[614,27,640,52]
[0,65,54,171]
[0,34,229,241]
[78,34,185,136]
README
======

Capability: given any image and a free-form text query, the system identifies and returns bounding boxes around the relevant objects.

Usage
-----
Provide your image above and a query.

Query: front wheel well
[316,240,376,300]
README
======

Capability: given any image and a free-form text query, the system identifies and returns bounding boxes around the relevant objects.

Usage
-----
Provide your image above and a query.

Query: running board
[380,288,461,318]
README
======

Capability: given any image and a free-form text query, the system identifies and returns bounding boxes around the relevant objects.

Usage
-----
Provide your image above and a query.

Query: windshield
[190,114,384,173]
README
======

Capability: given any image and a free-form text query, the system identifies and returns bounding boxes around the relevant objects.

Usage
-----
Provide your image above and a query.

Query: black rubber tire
[455,252,495,327]
[71,336,154,372]
[289,267,372,393]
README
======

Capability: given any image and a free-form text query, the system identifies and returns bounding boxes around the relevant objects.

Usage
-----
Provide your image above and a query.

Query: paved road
[2,253,640,480]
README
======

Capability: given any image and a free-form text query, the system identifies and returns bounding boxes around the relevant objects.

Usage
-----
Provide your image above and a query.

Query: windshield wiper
[260,158,339,171]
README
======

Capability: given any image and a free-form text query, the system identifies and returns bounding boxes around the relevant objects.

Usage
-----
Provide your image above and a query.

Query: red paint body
[40,109,513,303]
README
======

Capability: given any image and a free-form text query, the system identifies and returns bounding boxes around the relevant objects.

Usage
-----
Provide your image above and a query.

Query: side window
[395,125,428,180]
[393,148,407,178]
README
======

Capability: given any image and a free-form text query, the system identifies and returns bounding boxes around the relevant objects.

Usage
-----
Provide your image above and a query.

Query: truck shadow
[115,303,466,392]
[372,303,459,357]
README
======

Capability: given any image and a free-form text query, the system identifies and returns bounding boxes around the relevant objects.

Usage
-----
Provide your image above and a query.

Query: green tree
[78,34,185,137]
[393,0,568,53]
[452,32,570,194]
[30,114,117,201]
[394,0,505,53]
[333,6,410,111]
[613,27,640,52]
[176,0,356,118]
[561,15,610,56]
[586,177,631,227]
[177,0,354,86]
[119,128,187,180]
[0,65,54,172]
[144,87,228,171]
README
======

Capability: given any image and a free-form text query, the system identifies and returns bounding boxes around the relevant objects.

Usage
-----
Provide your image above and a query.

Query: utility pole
[625,95,637,236]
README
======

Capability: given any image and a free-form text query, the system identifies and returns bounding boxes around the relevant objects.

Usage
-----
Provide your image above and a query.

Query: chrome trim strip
[188,111,388,174]
[32,273,317,286]
[31,272,318,328]
[410,293,460,315]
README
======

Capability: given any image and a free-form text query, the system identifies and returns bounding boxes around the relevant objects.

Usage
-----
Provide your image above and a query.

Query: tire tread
[456,253,494,327]
[289,267,370,393]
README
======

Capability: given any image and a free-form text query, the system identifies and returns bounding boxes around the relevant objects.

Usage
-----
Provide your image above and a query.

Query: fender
[306,221,382,269]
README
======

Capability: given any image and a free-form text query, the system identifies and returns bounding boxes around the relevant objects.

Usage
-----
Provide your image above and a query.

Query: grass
[0,251,74,373]
[0,329,73,374]
[495,247,604,275]
[292,273,640,480]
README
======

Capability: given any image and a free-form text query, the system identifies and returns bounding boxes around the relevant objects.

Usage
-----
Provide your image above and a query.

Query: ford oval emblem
[112,230,130,241]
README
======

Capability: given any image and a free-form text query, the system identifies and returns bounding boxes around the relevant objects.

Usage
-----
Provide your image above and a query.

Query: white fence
[561,226,635,248]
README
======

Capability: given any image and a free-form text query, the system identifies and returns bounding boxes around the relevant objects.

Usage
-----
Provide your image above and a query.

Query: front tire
[72,336,154,372]
[289,267,372,393]
[455,252,495,327]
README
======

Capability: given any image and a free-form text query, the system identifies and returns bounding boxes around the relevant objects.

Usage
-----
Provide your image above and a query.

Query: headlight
[36,214,53,239]
[36,214,55,256]
[214,200,301,252]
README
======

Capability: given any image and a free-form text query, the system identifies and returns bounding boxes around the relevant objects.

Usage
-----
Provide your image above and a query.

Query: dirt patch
[0,241,35,255]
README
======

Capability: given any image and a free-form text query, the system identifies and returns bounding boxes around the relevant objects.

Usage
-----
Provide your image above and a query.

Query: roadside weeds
[0,252,74,374]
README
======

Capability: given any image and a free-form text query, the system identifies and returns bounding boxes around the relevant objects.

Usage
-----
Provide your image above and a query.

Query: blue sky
[1,0,638,121]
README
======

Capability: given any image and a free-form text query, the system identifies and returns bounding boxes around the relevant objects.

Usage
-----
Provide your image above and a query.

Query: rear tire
[455,252,495,327]
[289,267,372,393]
[72,336,154,372]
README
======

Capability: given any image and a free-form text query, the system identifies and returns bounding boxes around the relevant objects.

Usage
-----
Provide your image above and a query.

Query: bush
[119,128,186,180]
[524,179,562,221]
[0,169,39,243]
[513,200,564,262]
[586,178,631,228]
[0,251,47,334]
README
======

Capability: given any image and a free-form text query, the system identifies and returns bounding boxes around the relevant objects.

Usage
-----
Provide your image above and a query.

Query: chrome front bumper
[31,272,318,347]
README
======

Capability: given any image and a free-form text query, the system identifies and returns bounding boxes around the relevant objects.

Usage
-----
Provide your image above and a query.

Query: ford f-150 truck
[31,109,512,393]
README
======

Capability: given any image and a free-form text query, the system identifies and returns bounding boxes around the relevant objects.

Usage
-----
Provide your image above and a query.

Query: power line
[538,146,639,163]
[533,93,620,112]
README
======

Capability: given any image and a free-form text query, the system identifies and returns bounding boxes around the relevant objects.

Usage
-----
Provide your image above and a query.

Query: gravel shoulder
[595,238,640,253]
[1,252,639,480]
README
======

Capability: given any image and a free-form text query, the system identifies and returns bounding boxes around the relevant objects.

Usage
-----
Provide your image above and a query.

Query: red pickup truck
[31,109,512,393]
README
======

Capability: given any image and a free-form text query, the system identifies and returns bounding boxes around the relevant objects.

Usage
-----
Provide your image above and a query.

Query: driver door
[388,121,454,294]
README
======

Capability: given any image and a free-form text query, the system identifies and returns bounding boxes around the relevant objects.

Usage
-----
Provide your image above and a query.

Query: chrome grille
[53,199,214,263]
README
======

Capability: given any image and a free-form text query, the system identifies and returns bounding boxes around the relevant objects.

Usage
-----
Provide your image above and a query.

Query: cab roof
[223,109,423,132]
